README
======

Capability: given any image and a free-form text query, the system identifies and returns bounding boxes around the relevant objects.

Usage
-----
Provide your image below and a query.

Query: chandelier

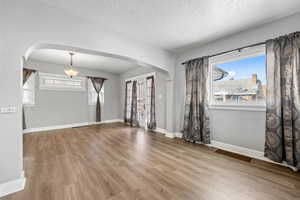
[64,52,79,78]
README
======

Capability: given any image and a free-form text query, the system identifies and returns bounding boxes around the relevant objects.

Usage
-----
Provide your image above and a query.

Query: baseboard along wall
[0,171,26,198]
[171,132,297,171]
[23,119,123,134]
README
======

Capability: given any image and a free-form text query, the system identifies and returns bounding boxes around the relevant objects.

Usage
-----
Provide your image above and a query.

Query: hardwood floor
[2,123,300,200]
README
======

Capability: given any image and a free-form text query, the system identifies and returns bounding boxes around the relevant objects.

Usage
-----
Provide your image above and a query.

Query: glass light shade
[64,68,79,78]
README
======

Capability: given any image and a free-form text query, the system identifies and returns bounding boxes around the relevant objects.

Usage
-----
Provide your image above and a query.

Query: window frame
[39,72,86,92]
[124,72,156,126]
[23,73,36,106]
[125,80,133,120]
[208,45,266,112]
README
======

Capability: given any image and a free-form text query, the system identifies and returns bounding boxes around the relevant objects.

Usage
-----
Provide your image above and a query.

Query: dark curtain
[23,68,36,130]
[147,76,156,130]
[265,32,300,169]
[88,77,106,122]
[182,57,210,144]
[130,80,139,127]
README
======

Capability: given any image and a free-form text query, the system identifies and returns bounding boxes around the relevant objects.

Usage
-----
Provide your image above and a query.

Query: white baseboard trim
[0,171,26,198]
[171,132,264,159]
[174,132,183,138]
[155,128,168,134]
[209,140,264,160]
[155,128,175,138]
[164,132,175,138]
[209,140,298,171]
[23,119,123,134]
[87,119,123,126]
[168,132,298,171]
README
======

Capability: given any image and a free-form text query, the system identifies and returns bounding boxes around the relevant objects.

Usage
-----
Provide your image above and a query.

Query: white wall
[24,60,121,129]
[120,67,168,130]
[0,0,175,185]
[174,12,300,152]
[2,0,298,189]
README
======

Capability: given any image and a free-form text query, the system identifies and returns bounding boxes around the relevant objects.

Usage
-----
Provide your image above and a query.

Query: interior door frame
[125,72,156,129]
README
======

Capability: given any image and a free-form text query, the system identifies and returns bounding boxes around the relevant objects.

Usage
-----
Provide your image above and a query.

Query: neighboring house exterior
[213,67,229,81]
[213,74,265,103]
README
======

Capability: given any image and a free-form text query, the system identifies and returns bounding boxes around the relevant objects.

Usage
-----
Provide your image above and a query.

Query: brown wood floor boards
[2,122,300,200]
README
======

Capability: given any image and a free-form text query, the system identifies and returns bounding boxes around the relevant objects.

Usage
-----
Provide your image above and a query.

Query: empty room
[1,0,300,199]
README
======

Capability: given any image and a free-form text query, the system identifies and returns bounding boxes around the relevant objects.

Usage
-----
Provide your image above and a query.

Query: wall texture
[0,0,174,185]
[174,12,300,152]
[120,67,168,130]
[24,60,121,129]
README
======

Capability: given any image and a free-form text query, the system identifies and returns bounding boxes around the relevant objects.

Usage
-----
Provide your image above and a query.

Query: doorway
[125,72,156,128]
[137,77,146,127]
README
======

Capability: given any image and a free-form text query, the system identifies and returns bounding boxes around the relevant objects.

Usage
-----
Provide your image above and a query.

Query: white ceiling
[28,49,140,74]
[39,0,300,52]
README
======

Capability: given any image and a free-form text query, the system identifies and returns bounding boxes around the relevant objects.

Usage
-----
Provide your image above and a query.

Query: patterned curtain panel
[182,57,210,144]
[23,68,36,130]
[130,80,139,127]
[265,32,300,169]
[147,76,156,130]
[124,81,128,123]
[88,77,106,122]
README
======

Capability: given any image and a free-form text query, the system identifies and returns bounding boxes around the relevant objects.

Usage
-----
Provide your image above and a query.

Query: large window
[23,73,35,105]
[210,45,266,108]
[39,73,86,91]
[88,79,104,105]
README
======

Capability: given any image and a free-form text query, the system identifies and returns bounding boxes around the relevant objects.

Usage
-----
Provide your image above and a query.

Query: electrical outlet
[0,106,17,114]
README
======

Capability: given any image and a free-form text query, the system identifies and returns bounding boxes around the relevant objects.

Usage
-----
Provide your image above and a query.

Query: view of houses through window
[212,55,266,105]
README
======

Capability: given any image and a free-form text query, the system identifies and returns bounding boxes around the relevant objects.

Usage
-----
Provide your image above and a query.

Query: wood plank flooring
[2,123,300,200]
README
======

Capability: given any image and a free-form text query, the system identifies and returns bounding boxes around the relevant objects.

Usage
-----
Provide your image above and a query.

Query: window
[137,80,146,124]
[23,73,35,105]
[210,45,266,108]
[125,81,133,119]
[125,72,155,125]
[39,73,86,91]
[88,79,104,105]
[146,77,153,122]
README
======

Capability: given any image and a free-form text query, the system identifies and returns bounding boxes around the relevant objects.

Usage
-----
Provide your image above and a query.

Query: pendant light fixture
[64,52,79,78]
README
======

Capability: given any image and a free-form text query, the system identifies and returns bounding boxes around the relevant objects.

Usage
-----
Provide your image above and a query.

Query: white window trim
[209,104,266,112]
[125,72,156,128]
[208,44,266,112]
[39,72,86,91]
[124,72,156,82]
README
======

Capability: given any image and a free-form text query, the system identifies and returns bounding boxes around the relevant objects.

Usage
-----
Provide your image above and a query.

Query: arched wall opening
[22,43,173,133]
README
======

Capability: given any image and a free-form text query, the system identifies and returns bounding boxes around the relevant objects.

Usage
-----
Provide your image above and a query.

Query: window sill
[23,104,35,107]
[209,104,266,112]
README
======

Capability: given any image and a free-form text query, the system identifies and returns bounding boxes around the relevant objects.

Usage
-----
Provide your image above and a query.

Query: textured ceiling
[28,49,140,74]
[39,0,300,52]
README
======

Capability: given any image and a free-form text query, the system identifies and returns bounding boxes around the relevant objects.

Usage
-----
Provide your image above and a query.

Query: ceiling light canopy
[64,52,79,78]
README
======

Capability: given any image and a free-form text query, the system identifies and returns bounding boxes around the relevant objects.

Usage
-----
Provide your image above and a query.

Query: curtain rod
[87,76,107,80]
[181,41,266,65]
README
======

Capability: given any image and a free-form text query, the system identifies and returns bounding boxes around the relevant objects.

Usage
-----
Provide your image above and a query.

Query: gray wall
[120,67,168,129]
[0,0,173,185]
[24,60,121,129]
[175,12,300,152]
